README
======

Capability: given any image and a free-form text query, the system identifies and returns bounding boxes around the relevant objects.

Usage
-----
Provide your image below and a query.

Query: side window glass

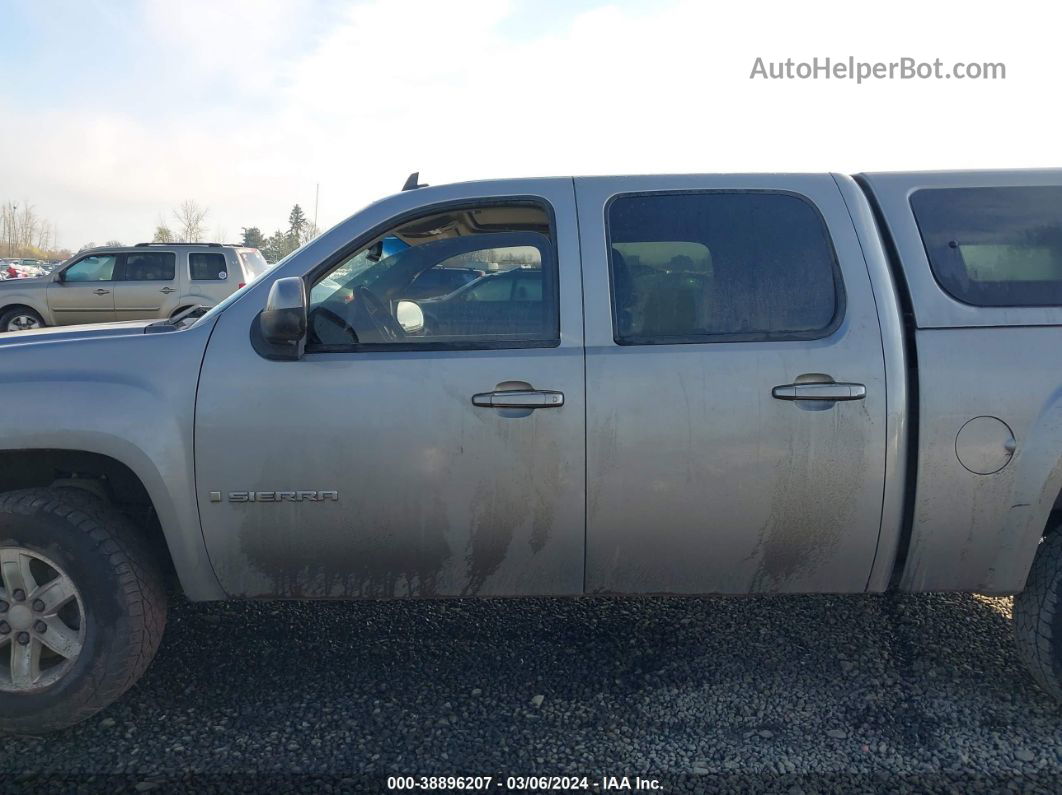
[307,204,558,349]
[911,186,1062,307]
[62,254,117,282]
[513,274,544,302]
[462,275,514,302]
[122,252,176,281]
[608,192,842,343]
[190,252,228,280]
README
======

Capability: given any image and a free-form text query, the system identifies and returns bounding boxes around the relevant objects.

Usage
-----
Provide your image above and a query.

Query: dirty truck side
[3,169,1062,733]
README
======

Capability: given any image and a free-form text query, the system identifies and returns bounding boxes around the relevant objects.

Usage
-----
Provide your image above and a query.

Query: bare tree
[1,200,61,258]
[173,200,209,242]
[1,201,29,257]
[35,218,53,252]
[0,201,14,256]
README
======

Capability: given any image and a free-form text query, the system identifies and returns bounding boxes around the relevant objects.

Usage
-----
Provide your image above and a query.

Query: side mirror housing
[53,270,65,283]
[257,277,307,359]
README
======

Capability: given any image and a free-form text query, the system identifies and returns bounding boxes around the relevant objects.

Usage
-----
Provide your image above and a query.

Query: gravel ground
[1,592,1061,793]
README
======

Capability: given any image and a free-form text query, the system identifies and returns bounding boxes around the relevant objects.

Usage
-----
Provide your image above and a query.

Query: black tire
[0,306,45,333]
[0,488,167,734]
[1014,530,1062,702]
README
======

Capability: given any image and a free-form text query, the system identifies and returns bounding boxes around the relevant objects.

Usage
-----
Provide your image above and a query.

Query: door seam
[572,176,590,596]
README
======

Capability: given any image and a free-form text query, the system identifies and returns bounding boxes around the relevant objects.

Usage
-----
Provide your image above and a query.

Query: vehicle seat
[640,279,698,337]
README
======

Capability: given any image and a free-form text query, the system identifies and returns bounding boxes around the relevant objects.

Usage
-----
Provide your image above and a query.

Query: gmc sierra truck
[2,170,1062,733]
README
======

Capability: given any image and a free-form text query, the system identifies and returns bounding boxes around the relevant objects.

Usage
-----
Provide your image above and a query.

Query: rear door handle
[93,288,111,295]
[772,382,866,401]
[472,390,564,409]
[160,286,176,294]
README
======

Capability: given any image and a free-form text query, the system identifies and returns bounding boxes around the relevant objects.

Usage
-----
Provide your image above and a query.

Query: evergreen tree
[263,229,290,263]
[287,204,308,248]
[240,226,266,249]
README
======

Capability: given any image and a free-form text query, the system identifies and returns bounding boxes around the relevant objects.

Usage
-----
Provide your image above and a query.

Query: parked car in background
[417,265,545,336]
[0,243,269,332]
[402,265,485,300]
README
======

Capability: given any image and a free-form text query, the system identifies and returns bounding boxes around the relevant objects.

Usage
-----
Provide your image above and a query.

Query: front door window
[307,204,558,349]
[63,255,116,282]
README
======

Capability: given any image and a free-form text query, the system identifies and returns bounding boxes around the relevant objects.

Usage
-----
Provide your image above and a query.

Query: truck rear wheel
[1014,529,1062,702]
[0,488,167,733]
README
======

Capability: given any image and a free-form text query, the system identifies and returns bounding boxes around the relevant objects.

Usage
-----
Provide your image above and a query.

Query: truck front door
[194,180,586,598]
[576,175,888,593]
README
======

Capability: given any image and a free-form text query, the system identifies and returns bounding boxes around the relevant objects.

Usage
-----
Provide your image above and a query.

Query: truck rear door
[576,175,888,593]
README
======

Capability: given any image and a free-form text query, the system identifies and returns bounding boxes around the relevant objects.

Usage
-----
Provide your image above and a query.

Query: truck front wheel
[1015,529,1062,702]
[0,488,167,733]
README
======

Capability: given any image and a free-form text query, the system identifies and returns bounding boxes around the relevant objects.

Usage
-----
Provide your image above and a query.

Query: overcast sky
[1,0,1059,249]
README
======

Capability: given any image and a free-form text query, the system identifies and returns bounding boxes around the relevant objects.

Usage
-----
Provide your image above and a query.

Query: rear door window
[910,186,1062,306]
[120,252,176,281]
[607,192,843,343]
[190,252,229,281]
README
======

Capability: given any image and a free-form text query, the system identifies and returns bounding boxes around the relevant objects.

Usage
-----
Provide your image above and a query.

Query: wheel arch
[0,322,224,600]
[0,444,223,600]
[0,288,50,316]
[0,303,47,327]
[1007,391,1062,592]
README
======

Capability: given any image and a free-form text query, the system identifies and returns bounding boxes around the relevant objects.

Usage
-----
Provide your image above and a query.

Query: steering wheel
[356,287,405,341]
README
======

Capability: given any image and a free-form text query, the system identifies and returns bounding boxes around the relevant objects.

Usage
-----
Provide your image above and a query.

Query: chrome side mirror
[258,276,307,359]
[395,300,424,334]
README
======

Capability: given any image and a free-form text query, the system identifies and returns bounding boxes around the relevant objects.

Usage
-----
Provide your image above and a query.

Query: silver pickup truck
[3,170,1062,733]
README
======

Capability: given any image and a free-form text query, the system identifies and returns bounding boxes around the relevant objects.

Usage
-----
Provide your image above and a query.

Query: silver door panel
[195,178,586,598]
[576,174,888,594]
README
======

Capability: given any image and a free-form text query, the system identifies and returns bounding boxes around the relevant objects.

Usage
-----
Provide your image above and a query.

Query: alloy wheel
[0,547,85,693]
[6,315,41,332]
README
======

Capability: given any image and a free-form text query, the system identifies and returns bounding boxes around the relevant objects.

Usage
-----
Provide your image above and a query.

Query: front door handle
[93,288,111,295]
[472,390,564,409]
[160,286,176,294]
[772,382,866,401]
